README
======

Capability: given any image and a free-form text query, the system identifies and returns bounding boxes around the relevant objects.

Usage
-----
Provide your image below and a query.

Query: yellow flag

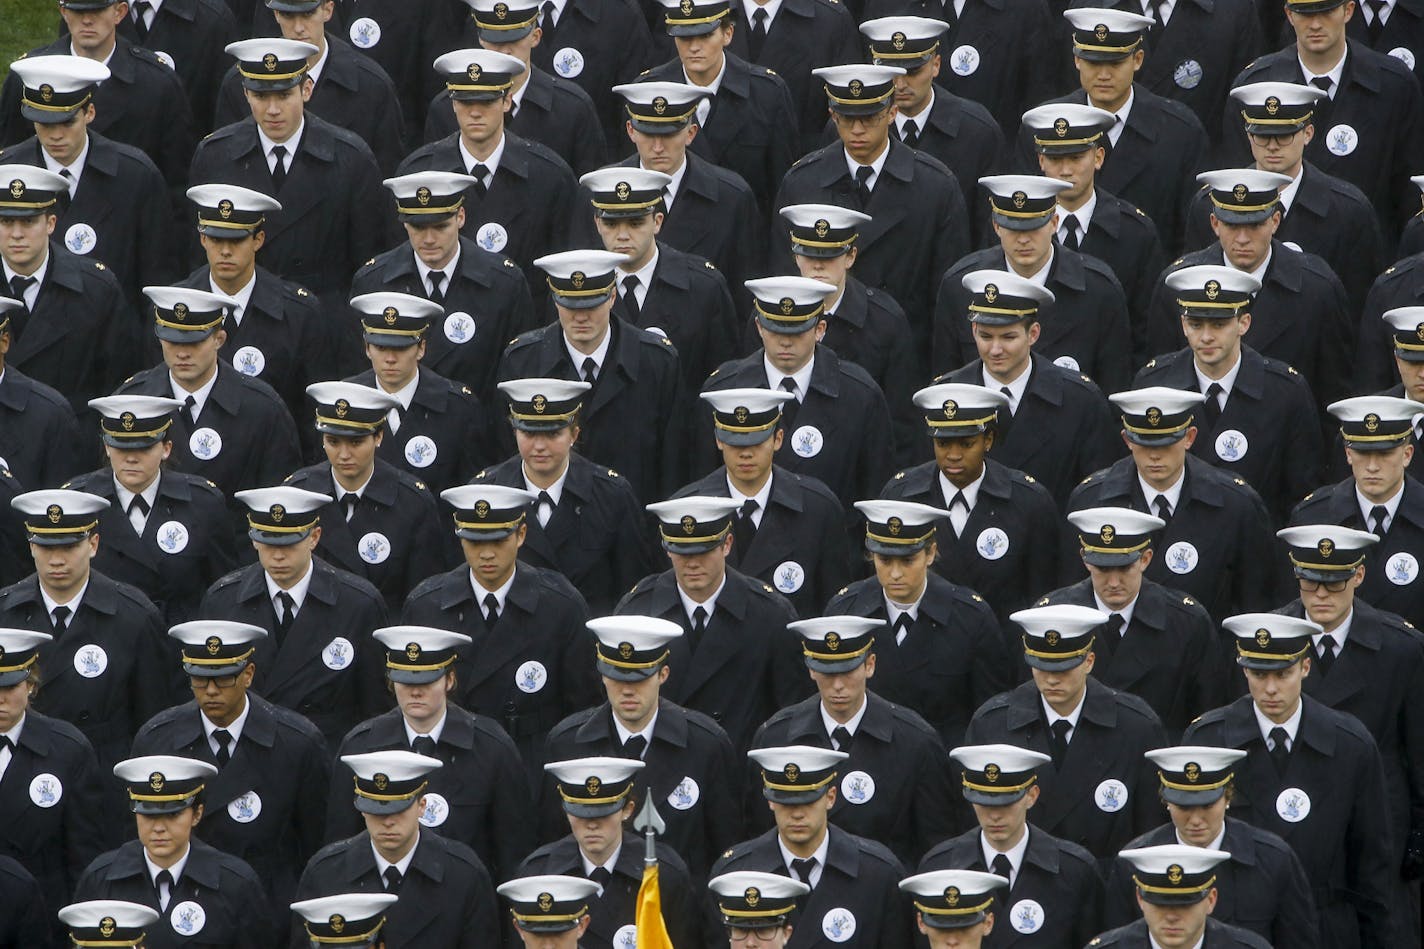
[635,861,675,949]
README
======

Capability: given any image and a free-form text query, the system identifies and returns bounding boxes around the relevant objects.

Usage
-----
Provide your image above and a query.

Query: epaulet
[281,473,295,483]
[503,258,517,268]
[94,261,106,270]
[1183,596,1196,606]
[893,470,905,479]
[1080,373,1092,383]
[1171,257,1185,266]
[207,480,219,490]
[659,335,672,345]
[836,585,849,595]
[361,258,375,267]
[763,583,775,593]
[474,469,487,478]
[1287,365,1299,374]
[761,67,778,77]
[123,374,136,384]
[1406,620,1416,629]
[607,468,620,478]
[638,69,652,76]
[1021,473,1036,483]
[1145,357,1157,368]
[1232,477,1247,486]
[415,480,427,491]
[461,385,472,395]
[1135,207,1147,216]
[507,329,539,347]
[970,593,984,603]
[1036,595,1050,605]
[1080,473,1098,484]
[296,286,311,297]
[1301,491,1315,502]
[704,260,717,270]
[708,368,720,378]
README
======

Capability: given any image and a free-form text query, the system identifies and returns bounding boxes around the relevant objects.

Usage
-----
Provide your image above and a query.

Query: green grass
[0,0,60,83]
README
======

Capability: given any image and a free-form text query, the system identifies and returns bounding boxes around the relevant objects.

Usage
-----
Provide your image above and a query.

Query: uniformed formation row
[2,0,1424,947]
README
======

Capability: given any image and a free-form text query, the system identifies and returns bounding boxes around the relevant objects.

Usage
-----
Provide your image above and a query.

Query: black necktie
[831,725,854,752]
[133,0,151,41]
[1310,76,1334,95]
[1201,382,1223,430]
[1316,634,1338,676]
[1144,0,1165,30]
[1370,505,1389,535]
[620,275,641,320]
[1097,613,1125,662]
[213,728,232,767]
[748,8,769,60]
[270,145,288,191]
[428,270,446,304]
[180,394,197,430]
[536,490,555,527]
[999,386,1014,415]
[484,593,500,627]
[51,605,70,636]
[991,853,1013,882]
[778,377,800,433]
[341,492,358,522]
[539,1,558,39]
[470,163,490,198]
[383,866,403,892]
[854,165,874,207]
[128,494,150,534]
[275,591,295,642]
[0,735,11,754]
[731,499,758,561]
[1048,719,1071,768]
[892,611,912,646]
[506,100,518,126]
[154,868,173,911]
[622,734,647,760]
[1153,494,1172,524]
[412,735,438,757]
[946,491,967,535]
[1061,214,1081,251]
[589,866,613,886]
[581,357,598,384]
[689,605,708,654]
[1369,0,1388,42]
[1268,726,1290,775]
[790,857,816,885]
[900,118,920,148]
[8,275,35,316]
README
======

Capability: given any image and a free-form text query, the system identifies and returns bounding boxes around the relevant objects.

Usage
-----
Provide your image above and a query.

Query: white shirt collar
[265,559,314,611]
[764,353,815,401]
[41,576,89,616]
[1041,691,1086,730]
[1194,351,1242,401]
[145,844,191,889]
[1106,87,1135,147]
[1356,480,1404,529]
[1150,935,1203,949]
[70,42,116,68]
[1056,190,1097,242]
[777,829,830,888]
[743,0,784,25]
[647,157,688,210]
[1315,607,1353,647]
[306,39,331,87]
[257,118,304,157]
[679,575,726,623]
[332,468,374,502]
[113,475,160,519]
[522,461,570,507]
[843,143,890,192]
[210,271,256,326]
[819,696,868,738]
[684,55,728,95]
[895,87,934,127]
[169,365,219,418]
[1006,248,1053,287]
[726,469,773,526]
[1299,47,1347,98]
[1,712,25,748]
[404,709,448,745]
[382,370,421,410]
[459,131,506,178]
[580,840,623,877]
[2,254,49,309]
[202,693,251,750]
[564,324,613,380]
[983,359,1032,409]
[371,835,419,878]
[1245,248,1272,283]
[1175,824,1227,852]
[469,563,517,604]
[541,0,568,23]
[1138,468,1184,515]
[42,135,89,190]
[1369,0,1396,22]
[1092,590,1137,630]
[619,246,659,309]
[883,589,923,624]
[415,245,461,297]
[979,824,1031,888]
[1253,698,1303,748]
[1276,165,1304,215]
[939,466,985,510]
[613,707,659,751]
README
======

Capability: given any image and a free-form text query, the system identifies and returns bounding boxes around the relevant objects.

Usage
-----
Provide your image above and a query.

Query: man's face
[794,248,855,293]
[1,213,56,273]
[191,664,253,728]
[200,231,264,284]
[366,340,424,391]
[1249,126,1312,175]
[244,81,312,144]
[515,426,577,479]
[1084,550,1151,610]
[1167,794,1229,847]
[557,295,614,351]
[920,917,992,948]
[1287,3,1355,58]
[809,653,875,719]
[718,430,781,490]
[973,320,1039,381]
[404,209,464,269]
[61,2,125,56]
[1030,652,1095,715]
[323,431,382,485]
[768,786,836,847]
[394,673,454,730]
[1038,148,1103,206]
[253,528,319,587]
[1346,443,1413,502]
[1299,566,1361,630]
[452,95,510,150]
[675,23,734,83]
[1137,891,1216,949]
[481,27,542,65]
[161,330,227,387]
[603,665,667,729]
[1182,314,1249,373]
[36,105,93,165]
[757,320,824,374]
[104,439,171,493]
[627,124,694,174]
[1211,214,1278,272]
[972,784,1038,848]
[273,1,333,46]
[1125,429,1195,492]
[594,212,662,269]
[136,803,202,863]
[566,800,634,865]
[669,535,731,599]
[461,525,525,591]
[0,679,34,732]
[873,547,933,604]
[515,918,589,949]
[31,533,98,598]
[1244,658,1310,723]
[363,797,425,861]
[1395,355,1424,402]
[831,104,897,164]
[994,216,1057,276]
[1074,50,1142,110]
[933,432,993,489]
[890,56,938,117]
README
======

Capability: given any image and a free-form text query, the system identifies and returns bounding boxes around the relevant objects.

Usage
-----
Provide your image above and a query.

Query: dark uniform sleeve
[1348,735,1399,949]
[64,735,114,892]
[1131,711,1170,839]
[0,859,51,949]
[486,723,538,883]
[1089,268,1133,395]
[254,397,303,488]
[131,595,184,722]
[910,727,961,861]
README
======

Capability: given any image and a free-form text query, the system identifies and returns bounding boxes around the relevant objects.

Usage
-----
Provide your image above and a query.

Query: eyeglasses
[1297,577,1350,593]
[729,928,787,943]
[1247,130,1299,147]
[189,674,239,690]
